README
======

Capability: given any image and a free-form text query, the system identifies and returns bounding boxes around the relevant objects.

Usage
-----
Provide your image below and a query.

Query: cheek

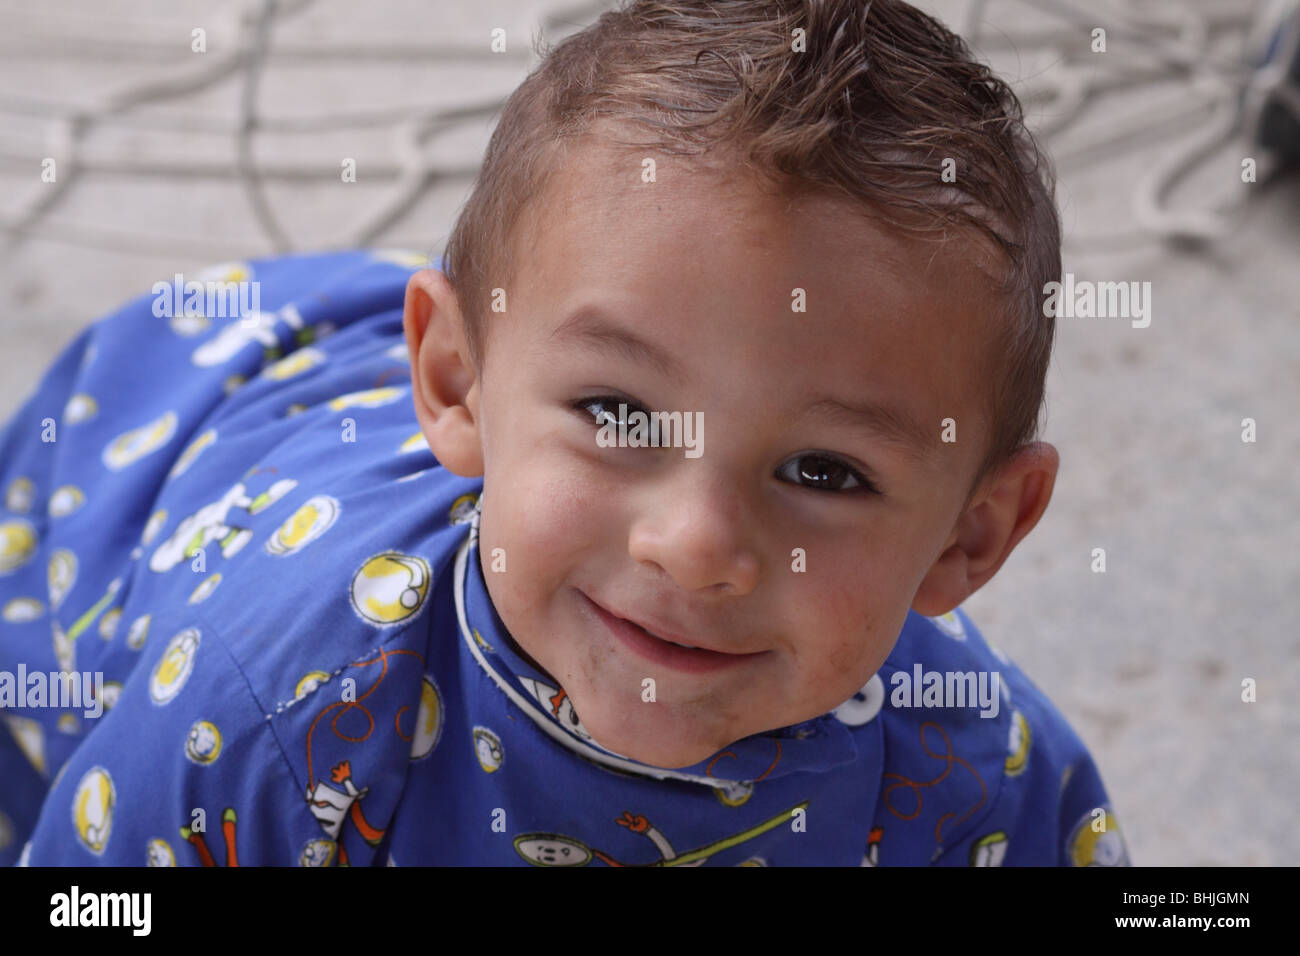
[799,555,899,678]
[485,409,634,559]
[479,451,602,608]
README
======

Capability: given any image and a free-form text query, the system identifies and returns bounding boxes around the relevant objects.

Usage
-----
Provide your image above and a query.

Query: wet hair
[442,0,1060,495]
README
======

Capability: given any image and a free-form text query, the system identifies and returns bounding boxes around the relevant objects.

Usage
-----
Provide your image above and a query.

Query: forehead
[502,133,1001,464]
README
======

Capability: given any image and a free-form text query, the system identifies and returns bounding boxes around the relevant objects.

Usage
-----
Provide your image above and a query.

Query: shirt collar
[453,495,865,789]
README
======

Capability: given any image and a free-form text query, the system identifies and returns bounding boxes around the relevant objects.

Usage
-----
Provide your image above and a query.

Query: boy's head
[404,0,1061,768]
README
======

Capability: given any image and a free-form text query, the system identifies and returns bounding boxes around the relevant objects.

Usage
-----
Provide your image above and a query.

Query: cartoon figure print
[180,808,239,866]
[514,802,809,867]
[298,647,431,866]
[306,760,386,867]
[860,827,883,866]
[516,676,593,741]
[149,474,298,573]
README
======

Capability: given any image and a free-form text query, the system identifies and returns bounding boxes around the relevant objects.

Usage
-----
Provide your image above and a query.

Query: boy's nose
[626,468,761,597]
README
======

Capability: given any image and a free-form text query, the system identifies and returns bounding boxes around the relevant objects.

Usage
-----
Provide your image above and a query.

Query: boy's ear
[911,442,1059,617]
[402,268,484,478]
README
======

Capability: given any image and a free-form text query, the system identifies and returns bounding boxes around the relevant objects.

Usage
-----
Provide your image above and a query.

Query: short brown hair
[442,0,1060,495]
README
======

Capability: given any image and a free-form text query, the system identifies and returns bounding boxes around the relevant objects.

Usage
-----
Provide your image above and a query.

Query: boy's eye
[573,395,648,430]
[777,454,881,496]
[574,395,881,496]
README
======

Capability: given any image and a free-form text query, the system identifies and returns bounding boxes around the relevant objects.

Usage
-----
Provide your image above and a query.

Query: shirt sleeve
[2,251,420,866]
[933,653,1132,867]
[0,325,97,863]
[12,604,308,866]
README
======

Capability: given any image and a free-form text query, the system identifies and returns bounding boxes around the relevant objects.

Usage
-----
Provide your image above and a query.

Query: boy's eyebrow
[800,396,934,463]
[549,304,933,462]
[546,306,687,382]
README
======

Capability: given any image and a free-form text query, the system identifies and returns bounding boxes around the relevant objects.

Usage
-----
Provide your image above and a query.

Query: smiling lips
[582,592,767,674]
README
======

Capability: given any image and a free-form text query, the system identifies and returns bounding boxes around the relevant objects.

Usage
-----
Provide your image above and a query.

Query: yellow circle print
[184,720,223,765]
[72,767,115,855]
[349,551,430,626]
[150,628,201,704]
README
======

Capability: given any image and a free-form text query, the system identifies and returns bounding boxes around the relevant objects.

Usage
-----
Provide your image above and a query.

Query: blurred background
[1,0,1297,865]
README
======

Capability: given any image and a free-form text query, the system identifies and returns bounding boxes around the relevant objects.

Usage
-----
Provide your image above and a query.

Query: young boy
[0,0,1128,866]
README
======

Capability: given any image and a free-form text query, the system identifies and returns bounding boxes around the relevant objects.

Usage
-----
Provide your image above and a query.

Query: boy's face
[414,136,1011,770]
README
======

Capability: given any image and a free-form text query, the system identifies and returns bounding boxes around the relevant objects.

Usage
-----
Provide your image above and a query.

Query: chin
[585,718,728,770]
[610,741,716,771]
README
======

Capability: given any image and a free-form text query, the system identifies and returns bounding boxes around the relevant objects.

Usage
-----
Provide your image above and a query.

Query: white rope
[0,0,609,257]
[0,0,1291,255]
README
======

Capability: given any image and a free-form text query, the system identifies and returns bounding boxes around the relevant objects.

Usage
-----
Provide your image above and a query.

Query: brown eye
[778,454,880,495]
[573,395,647,430]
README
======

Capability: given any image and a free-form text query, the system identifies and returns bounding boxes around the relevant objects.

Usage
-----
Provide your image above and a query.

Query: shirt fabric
[0,249,1131,866]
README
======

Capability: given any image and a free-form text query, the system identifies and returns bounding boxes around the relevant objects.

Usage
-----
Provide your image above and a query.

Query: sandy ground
[1,0,1297,865]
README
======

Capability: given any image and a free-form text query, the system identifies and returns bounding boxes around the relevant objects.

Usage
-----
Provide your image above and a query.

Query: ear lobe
[402,268,485,478]
[911,442,1059,616]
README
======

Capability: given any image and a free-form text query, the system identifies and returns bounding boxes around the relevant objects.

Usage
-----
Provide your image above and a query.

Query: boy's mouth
[626,619,699,649]
[578,591,768,674]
